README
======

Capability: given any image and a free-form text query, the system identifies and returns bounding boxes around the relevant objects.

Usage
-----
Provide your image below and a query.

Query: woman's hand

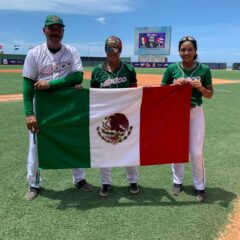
[173,78,187,86]
[190,79,202,90]
[191,80,214,98]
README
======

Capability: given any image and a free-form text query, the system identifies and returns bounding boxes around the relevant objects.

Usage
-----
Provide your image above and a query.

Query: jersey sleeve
[48,71,83,89]
[161,66,173,85]
[125,63,137,86]
[22,50,38,81]
[22,77,35,116]
[71,47,83,73]
[90,66,101,88]
[203,68,212,87]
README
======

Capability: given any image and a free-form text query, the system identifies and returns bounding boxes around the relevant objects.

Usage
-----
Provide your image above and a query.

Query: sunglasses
[46,25,64,32]
[180,36,196,42]
[106,47,120,53]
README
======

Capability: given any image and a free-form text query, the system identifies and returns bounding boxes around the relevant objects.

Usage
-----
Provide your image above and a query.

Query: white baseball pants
[172,105,206,190]
[27,131,86,188]
[100,167,139,185]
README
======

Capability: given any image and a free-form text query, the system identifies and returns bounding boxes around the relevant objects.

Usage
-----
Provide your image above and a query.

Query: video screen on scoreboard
[134,27,171,55]
[138,32,166,49]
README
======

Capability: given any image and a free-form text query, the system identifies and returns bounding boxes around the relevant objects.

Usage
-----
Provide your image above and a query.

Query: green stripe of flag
[35,88,91,169]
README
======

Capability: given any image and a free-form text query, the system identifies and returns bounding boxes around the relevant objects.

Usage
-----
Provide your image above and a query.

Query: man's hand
[34,80,50,90]
[75,84,83,90]
[25,115,39,133]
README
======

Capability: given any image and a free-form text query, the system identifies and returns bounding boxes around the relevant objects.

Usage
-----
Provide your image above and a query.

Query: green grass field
[0,66,240,240]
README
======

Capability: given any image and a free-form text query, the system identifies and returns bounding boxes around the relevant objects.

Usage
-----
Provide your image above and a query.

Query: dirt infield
[83,71,240,86]
[0,68,240,238]
[0,70,240,103]
[0,69,23,73]
[218,198,240,240]
[1,69,238,85]
[0,94,23,102]
[0,70,239,103]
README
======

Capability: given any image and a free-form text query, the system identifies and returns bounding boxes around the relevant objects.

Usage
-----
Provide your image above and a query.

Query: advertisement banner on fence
[131,62,173,68]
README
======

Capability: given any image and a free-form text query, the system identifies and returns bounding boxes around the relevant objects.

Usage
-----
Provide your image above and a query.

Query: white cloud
[0,0,137,15]
[96,17,106,25]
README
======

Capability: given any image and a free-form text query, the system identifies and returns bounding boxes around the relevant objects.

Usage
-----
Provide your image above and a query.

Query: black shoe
[26,186,39,201]
[129,183,140,194]
[172,183,183,195]
[75,179,92,191]
[100,184,111,197]
[195,189,206,203]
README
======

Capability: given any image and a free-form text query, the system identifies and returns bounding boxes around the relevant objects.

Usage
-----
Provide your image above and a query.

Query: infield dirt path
[2,69,239,85]
[83,71,240,86]
[0,94,23,102]
[0,70,239,103]
[217,199,240,240]
[0,68,240,239]
[0,70,240,103]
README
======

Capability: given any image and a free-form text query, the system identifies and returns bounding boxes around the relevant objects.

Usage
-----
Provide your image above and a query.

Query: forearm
[23,77,35,116]
[198,86,213,99]
[49,71,83,89]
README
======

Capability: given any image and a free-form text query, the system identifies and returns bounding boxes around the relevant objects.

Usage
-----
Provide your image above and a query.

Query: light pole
[87,42,104,58]
[87,44,90,61]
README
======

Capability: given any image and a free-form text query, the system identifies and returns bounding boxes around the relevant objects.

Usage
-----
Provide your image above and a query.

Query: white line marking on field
[215,89,232,93]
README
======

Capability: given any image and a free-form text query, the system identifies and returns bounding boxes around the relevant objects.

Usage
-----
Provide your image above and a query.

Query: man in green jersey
[23,15,92,200]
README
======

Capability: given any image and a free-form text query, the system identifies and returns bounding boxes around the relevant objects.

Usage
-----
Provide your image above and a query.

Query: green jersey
[91,61,137,88]
[161,62,212,106]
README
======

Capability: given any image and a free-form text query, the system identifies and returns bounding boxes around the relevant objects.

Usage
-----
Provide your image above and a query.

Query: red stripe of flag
[140,85,192,165]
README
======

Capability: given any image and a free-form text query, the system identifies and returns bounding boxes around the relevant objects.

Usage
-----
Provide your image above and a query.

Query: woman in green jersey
[161,36,214,202]
[91,36,139,197]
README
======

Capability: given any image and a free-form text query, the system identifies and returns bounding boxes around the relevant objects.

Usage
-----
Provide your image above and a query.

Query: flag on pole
[35,86,192,169]
[14,45,20,50]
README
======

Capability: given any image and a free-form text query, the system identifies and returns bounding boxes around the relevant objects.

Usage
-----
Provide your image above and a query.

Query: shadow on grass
[39,185,237,211]
[182,185,237,208]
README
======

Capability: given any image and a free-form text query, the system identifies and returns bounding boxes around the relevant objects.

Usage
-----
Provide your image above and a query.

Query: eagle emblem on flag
[97,113,133,145]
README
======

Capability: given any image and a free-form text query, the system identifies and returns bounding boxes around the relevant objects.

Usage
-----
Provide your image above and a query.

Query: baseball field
[0,65,240,240]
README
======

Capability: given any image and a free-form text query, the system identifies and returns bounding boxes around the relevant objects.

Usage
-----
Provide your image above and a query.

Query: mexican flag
[35,85,191,169]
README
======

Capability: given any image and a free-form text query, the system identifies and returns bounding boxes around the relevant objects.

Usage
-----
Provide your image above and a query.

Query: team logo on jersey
[60,61,72,70]
[100,77,127,88]
[97,113,133,145]
[173,76,202,83]
[41,61,72,76]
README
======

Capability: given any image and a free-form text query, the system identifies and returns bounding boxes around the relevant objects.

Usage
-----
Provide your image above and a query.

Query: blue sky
[0,0,239,66]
